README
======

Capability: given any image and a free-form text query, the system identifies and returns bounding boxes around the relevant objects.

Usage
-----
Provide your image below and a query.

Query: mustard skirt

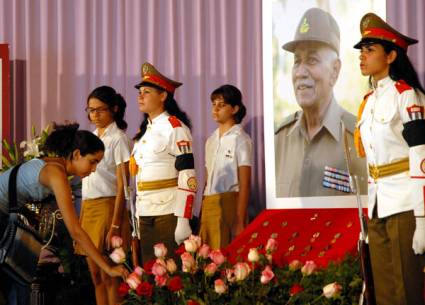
[74,196,130,255]
[199,192,237,250]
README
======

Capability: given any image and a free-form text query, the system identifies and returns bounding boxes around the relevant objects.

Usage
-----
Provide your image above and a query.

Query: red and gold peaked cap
[353,13,417,51]
[135,62,182,94]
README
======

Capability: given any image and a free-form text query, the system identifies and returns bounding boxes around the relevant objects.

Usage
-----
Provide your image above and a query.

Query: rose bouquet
[117,235,362,305]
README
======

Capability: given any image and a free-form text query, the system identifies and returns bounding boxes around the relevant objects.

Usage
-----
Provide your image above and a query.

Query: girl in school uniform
[75,86,131,305]
[200,84,252,249]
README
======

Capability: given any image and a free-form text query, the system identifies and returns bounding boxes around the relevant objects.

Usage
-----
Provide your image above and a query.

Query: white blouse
[204,124,252,196]
[82,122,132,199]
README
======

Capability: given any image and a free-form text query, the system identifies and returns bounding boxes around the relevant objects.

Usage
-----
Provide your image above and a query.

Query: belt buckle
[369,165,379,181]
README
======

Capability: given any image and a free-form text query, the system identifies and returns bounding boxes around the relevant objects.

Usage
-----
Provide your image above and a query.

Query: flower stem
[124,261,133,272]
[309,294,323,304]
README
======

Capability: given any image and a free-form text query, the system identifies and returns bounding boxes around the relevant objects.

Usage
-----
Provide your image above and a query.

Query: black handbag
[0,163,43,285]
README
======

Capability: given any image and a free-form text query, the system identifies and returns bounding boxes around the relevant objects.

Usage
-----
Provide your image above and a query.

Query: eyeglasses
[85,106,110,115]
[211,102,230,110]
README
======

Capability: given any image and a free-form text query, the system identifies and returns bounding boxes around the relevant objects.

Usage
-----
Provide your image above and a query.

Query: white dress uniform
[204,124,252,195]
[358,76,425,218]
[132,111,197,218]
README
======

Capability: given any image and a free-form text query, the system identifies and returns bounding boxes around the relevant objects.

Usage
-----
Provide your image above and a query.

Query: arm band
[402,120,425,146]
[175,153,194,171]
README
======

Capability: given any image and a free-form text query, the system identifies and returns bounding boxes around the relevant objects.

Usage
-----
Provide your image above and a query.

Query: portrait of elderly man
[274,7,367,197]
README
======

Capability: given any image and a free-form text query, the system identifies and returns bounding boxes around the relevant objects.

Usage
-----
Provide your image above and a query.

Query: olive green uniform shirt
[274,99,367,197]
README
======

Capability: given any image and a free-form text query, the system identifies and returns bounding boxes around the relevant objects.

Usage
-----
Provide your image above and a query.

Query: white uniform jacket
[358,76,425,218]
[132,112,197,218]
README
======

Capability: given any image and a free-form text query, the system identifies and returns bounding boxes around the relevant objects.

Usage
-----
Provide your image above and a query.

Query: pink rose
[188,235,202,248]
[181,252,196,273]
[234,262,250,281]
[134,266,144,277]
[204,263,218,277]
[110,235,123,249]
[214,279,227,294]
[184,239,198,253]
[225,268,236,283]
[126,272,141,289]
[247,248,260,263]
[260,265,275,284]
[301,260,317,276]
[323,282,342,298]
[166,258,177,274]
[197,244,210,259]
[154,274,168,287]
[209,250,226,266]
[265,238,278,253]
[153,243,168,258]
[152,261,167,277]
[288,260,302,271]
[109,247,126,264]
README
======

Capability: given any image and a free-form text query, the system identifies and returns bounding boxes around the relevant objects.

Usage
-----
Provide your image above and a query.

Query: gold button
[381,118,384,122]
[142,140,146,144]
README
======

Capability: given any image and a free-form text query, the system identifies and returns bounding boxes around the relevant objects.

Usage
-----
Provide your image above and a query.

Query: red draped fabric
[226,209,364,267]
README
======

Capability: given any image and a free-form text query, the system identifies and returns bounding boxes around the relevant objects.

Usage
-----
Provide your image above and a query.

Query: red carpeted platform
[225,208,365,267]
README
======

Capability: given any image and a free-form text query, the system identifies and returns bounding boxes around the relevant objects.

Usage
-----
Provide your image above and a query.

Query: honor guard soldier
[132,62,197,263]
[355,12,425,305]
[275,7,367,197]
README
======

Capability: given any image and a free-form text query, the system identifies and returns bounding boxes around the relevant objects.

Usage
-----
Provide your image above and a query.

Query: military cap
[282,7,340,55]
[353,13,418,51]
[135,62,182,94]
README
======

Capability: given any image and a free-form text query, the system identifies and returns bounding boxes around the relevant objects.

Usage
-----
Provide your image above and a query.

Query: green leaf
[1,155,11,168]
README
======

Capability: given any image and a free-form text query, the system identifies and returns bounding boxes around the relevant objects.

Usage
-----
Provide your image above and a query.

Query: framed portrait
[263,0,385,209]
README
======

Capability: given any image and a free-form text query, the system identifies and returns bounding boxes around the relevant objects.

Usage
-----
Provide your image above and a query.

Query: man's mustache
[294,81,314,89]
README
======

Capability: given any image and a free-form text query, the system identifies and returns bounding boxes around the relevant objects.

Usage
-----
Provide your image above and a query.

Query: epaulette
[275,111,300,135]
[341,111,356,134]
[168,116,182,128]
[395,79,412,94]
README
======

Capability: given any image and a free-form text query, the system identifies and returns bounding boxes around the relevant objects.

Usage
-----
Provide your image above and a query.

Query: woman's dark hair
[211,84,247,124]
[133,84,192,141]
[365,39,425,94]
[43,123,105,158]
[87,85,128,130]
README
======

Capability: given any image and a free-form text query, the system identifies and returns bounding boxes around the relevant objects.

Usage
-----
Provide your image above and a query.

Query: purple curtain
[387,0,425,84]
[0,0,265,218]
[2,0,421,219]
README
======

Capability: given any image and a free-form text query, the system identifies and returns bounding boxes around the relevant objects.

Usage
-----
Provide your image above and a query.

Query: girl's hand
[232,221,245,239]
[108,264,129,280]
[105,227,120,250]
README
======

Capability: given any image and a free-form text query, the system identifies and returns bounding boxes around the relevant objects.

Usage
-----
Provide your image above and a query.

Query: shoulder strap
[8,163,24,213]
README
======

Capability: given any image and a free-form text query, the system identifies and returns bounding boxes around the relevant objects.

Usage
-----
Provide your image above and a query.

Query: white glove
[174,217,192,245]
[412,217,425,255]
